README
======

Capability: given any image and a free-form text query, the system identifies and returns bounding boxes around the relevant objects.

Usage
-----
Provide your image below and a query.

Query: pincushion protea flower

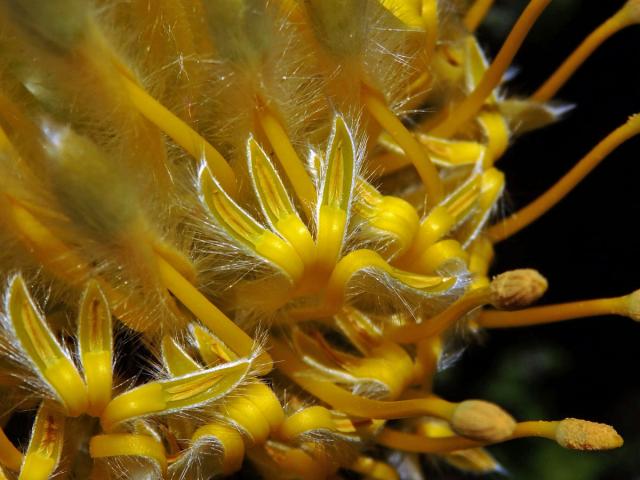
[0,0,637,479]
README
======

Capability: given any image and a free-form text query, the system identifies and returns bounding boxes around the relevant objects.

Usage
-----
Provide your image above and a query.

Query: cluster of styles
[0,0,639,478]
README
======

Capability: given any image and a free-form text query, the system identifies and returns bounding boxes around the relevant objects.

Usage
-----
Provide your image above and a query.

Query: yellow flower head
[0,0,636,479]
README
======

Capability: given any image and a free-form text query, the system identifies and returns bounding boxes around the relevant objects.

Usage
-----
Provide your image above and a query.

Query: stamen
[431,0,551,138]
[532,0,640,102]
[363,87,444,203]
[478,289,640,328]
[386,288,490,343]
[271,339,513,441]
[489,114,640,241]
[377,418,622,453]
[464,0,496,32]
[388,269,547,342]
[117,73,238,196]
[272,338,454,417]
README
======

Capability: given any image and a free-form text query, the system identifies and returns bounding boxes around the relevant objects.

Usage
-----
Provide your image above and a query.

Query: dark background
[435,1,640,479]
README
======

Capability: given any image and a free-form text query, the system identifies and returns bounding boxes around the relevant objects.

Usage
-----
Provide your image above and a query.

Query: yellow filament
[413,337,442,388]
[532,5,639,102]
[6,197,89,284]
[257,107,316,217]
[387,288,489,343]
[271,339,457,420]
[489,114,640,241]
[478,295,631,329]
[464,0,496,32]
[378,427,477,452]
[155,255,273,372]
[377,421,559,453]
[431,0,551,138]
[118,74,237,196]
[363,88,444,203]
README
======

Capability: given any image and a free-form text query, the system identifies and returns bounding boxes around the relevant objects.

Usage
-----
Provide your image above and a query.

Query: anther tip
[490,269,548,310]
[451,400,516,442]
[556,418,623,451]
